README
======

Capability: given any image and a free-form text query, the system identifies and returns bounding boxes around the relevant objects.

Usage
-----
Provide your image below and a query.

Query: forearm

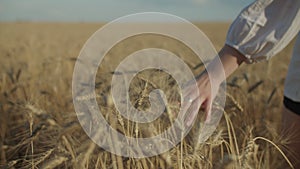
[204,45,247,84]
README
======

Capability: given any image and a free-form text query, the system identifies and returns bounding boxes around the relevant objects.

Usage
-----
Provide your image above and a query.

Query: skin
[184,44,300,168]
[183,44,246,126]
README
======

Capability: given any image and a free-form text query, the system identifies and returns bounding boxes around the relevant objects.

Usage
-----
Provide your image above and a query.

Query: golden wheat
[0,22,296,169]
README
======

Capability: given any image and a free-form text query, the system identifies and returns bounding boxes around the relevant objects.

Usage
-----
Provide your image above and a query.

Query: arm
[185,0,300,126]
[206,44,247,83]
[185,45,246,126]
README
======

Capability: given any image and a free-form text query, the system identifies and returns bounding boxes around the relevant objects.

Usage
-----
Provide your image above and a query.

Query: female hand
[182,45,246,127]
[182,71,219,127]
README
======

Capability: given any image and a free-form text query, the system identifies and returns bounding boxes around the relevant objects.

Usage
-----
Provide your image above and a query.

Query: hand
[181,45,246,127]
[182,71,220,127]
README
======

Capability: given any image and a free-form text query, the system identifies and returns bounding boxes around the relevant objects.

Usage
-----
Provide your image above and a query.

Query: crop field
[0,22,297,168]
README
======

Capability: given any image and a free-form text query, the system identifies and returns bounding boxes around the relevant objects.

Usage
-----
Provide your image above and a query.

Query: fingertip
[204,105,212,124]
[205,111,211,124]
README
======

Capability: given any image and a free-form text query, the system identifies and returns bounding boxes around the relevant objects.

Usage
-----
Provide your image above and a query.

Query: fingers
[185,96,214,127]
[185,97,202,127]
[179,80,199,120]
[180,74,214,127]
[203,99,212,124]
[180,94,199,117]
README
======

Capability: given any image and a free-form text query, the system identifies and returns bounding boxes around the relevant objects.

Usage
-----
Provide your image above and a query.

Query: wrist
[210,45,246,81]
[197,70,222,87]
[222,44,247,65]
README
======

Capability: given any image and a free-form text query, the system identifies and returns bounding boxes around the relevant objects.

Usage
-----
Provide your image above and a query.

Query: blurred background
[0,0,253,22]
[1,0,297,169]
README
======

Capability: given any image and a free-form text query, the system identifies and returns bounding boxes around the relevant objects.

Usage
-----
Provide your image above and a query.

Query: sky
[0,0,254,22]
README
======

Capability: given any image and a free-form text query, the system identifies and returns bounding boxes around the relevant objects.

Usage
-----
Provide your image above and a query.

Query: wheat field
[0,22,297,169]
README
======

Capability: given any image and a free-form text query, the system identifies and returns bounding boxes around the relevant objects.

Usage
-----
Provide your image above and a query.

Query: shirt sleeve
[226,0,300,63]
